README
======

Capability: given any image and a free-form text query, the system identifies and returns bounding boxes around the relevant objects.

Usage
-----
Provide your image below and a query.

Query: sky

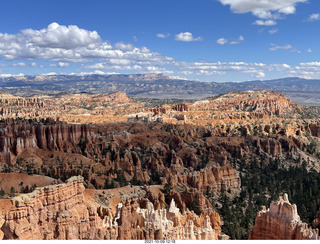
[0,0,319,82]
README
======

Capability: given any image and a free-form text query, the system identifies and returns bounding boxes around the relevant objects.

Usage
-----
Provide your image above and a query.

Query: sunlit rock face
[249,194,320,240]
[0,176,223,240]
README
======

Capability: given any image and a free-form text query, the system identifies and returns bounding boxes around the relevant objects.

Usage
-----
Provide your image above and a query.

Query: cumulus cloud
[0,22,174,74]
[174,32,203,42]
[114,42,134,51]
[307,13,320,22]
[1,22,320,81]
[216,38,228,45]
[254,20,277,26]
[157,33,170,38]
[58,62,70,68]
[307,48,313,53]
[218,0,307,19]
[22,22,101,49]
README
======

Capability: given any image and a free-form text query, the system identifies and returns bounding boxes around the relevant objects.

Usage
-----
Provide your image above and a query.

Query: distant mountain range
[1,73,320,105]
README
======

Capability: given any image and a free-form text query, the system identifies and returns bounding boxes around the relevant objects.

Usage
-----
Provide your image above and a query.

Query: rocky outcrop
[116,198,221,240]
[164,165,240,193]
[188,90,300,122]
[0,92,59,119]
[0,120,93,165]
[91,92,131,103]
[172,103,189,112]
[249,194,320,240]
[0,176,223,240]
[0,176,105,240]
[307,123,320,137]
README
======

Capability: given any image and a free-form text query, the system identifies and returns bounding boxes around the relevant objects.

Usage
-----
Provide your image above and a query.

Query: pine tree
[0,188,5,198]
[10,186,16,197]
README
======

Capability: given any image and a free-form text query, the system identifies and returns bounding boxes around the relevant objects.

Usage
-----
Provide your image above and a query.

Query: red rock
[249,194,320,240]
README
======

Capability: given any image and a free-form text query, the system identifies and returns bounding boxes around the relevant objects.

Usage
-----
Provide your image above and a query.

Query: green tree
[0,188,5,198]
[10,186,16,197]
[115,170,128,187]
[163,183,172,195]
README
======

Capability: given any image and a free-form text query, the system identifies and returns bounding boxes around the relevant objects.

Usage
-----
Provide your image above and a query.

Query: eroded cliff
[249,194,320,240]
[0,176,224,240]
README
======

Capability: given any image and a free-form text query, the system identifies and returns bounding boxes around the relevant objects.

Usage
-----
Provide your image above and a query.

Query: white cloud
[268,28,278,34]
[0,73,24,78]
[133,36,138,42]
[72,70,119,76]
[254,20,277,26]
[1,22,320,81]
[157,33,170,38]
[176,61,268,79]
[58,62,70,68]
[179,71,194,75]
[22,22,101,49]
[256,71,266,78]
[299,62,320,67]
[269,43,300,52]
[307,48,313,53]
[282,64,291,68]
[174,60,320,79]
[229,35,245,45]
[13,62,26,67]
[218,0,307,19]
[216,38,228,45]
[219,35,245,45]
[174,32,203,42]
[0,22,174,75]
[85,63,142,71]
[114,42,134,51]
[169,75,188,80]
[307,13,320,22]
[42,72,57,76]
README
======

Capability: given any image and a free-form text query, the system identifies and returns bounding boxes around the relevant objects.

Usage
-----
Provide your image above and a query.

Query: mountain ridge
[0,74,320,105]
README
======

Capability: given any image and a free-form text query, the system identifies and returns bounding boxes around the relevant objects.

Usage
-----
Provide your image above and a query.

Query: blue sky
[0,0,319,82]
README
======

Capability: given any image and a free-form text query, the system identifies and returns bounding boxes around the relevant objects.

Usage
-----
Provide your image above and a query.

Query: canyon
[0,89,319,240]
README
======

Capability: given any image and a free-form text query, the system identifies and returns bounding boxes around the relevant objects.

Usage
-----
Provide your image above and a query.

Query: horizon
[0,0,319,82]
[0,72,314,84]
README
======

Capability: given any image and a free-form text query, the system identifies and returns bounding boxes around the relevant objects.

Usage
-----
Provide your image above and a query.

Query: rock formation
[0,119,93,165]
[249,193,320,240]
[0,176,101,240]
[0,92,58,119]
[0,176,223,240]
